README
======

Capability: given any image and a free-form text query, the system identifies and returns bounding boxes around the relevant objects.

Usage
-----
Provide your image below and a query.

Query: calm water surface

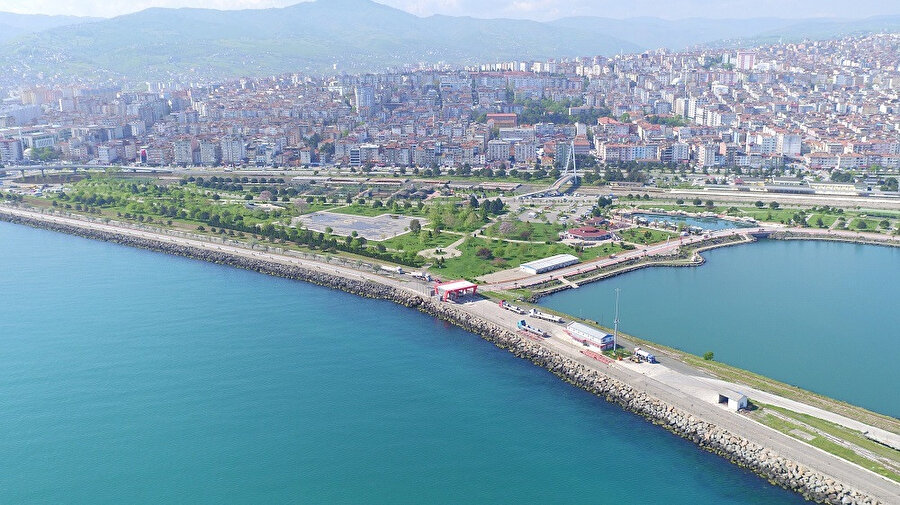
[631,212,756,230]
[542,239,900,417]
[0,221,805,504]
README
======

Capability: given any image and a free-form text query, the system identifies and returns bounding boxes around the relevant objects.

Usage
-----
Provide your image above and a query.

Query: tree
[597,196,613,208]
[409,219,422,234]
[490,198,504,215]
[469,195,479,208]
[705,200,714,208]
[475,247,493,259]
[769,201,780,210]
[692,198,702,206]
[754,200,765,208]
[675,198,684,205]
[703,351,714,361]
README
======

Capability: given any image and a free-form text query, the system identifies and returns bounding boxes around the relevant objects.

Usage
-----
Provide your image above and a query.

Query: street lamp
[613,287,620,357]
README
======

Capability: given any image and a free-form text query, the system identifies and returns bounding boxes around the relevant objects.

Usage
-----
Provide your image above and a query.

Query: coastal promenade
[1,204,898,504]
[481,227,744,291]
[482,224,900,292]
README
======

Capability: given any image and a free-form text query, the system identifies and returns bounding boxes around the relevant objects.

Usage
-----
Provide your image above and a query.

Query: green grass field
[753,404,900,482]
[294,202,339,214]
[849,217,884,231]
[485,220,565,242]
[431,238,573,280]
[808,214,838,228]
[431,237,628,280]
[378,230,458,251]
[617,227,677,245]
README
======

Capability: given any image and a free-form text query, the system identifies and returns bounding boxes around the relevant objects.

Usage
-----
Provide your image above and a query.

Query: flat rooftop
[520,253,580,271]
[436,280,477,292]
[566,321,610,339]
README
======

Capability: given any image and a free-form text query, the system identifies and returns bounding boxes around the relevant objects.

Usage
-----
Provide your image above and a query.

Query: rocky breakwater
[0,210,883,505]
[772,230,899,248]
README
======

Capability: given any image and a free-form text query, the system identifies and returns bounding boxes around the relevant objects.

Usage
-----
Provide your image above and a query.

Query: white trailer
[528,308,564,323]
[499,300,526,314]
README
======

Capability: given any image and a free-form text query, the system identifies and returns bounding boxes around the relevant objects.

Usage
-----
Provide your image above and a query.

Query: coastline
[0,205,895,505]
[524,228,900,300]
[526,233,755,300]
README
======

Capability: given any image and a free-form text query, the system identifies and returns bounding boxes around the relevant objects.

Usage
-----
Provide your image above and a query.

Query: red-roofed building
[562,226,612,242]
[486,113,518,128]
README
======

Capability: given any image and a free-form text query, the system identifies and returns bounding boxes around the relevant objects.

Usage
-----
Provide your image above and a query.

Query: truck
[633,347,658,364]
[528,308,563,323]
[499,300,526,314]
[517,320,548,339]
[410,271,432,281]
[380,265,404,274]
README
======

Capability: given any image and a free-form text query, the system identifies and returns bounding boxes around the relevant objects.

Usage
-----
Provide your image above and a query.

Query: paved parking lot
[293,211,424,241]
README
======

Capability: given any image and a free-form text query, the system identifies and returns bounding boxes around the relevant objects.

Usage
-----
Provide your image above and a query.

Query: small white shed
[716,388,749,411]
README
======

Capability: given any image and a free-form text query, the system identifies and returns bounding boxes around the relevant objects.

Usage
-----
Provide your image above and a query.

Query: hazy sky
[3,0,900,20]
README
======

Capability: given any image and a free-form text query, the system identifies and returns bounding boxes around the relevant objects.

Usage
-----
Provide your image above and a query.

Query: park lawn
[56,178,294,231]
[856,209,900,219]
[739,207,797,223]
[378,230,458,251]
[578,241,629,260]
[808,214,838,228]
[431,238,577,280]
[618,227,678,245]
[294,201,339,214]
[849,217,882,231]
[432,237,628,280]
[485,220,565,242]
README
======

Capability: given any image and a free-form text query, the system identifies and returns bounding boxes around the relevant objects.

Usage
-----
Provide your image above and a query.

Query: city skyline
[3,0,900,21]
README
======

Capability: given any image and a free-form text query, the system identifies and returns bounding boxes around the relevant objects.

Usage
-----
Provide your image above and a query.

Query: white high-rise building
[199,141,220,166]
[0,138,24,163]
[776,132,802,157]
[220,137,245,165]
[173,140,197,166]
[354,86,375,109]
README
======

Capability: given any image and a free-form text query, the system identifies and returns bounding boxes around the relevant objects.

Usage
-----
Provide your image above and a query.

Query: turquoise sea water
[542,239,900,417]
[0,221,805,504]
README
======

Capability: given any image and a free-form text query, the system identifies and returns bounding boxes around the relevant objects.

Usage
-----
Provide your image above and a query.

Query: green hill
[0,0,638,82]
